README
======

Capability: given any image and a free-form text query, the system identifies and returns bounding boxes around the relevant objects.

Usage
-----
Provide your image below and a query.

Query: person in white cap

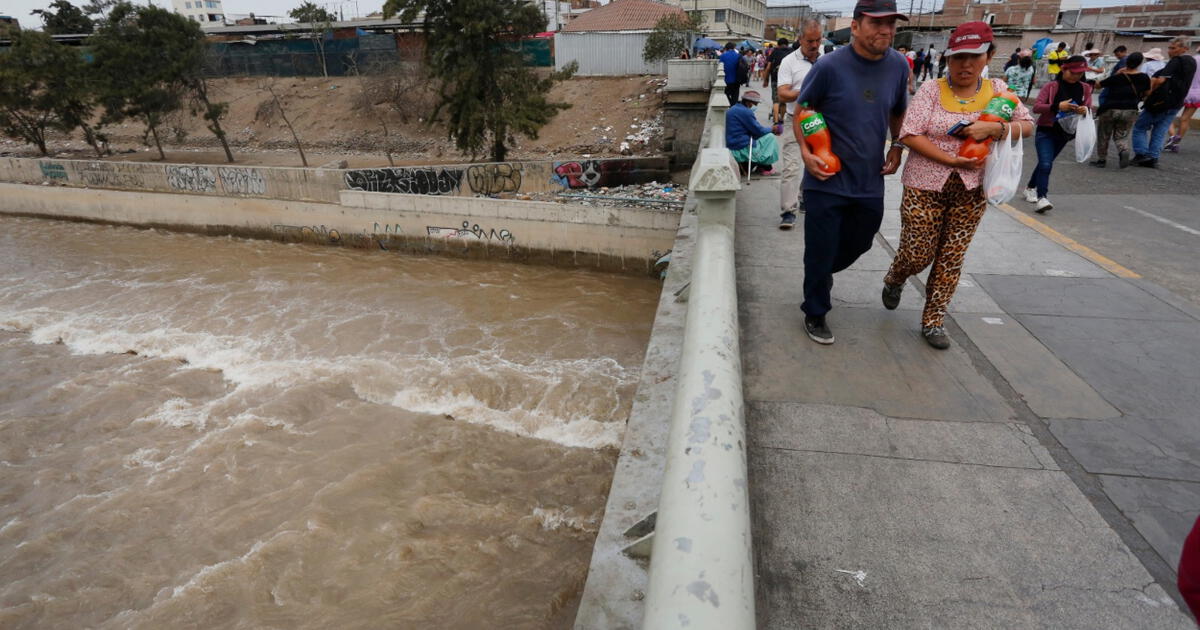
[1084,48,1107,87]
[1142,48,1166,77]
[724,90,780,174]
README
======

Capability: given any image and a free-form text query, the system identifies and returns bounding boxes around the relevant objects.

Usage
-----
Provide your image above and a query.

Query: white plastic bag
[984,125,1023,206]
[1074,109,1096,162]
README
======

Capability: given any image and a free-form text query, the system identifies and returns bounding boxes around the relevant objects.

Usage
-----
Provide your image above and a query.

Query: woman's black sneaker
[882,283,903,310]
[922,326,950,350]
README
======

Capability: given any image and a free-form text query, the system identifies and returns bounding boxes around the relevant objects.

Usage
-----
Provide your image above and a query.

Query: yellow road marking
[995,202,1141,279]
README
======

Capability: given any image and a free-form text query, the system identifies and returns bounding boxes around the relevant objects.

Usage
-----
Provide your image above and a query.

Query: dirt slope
[0,75,669,168]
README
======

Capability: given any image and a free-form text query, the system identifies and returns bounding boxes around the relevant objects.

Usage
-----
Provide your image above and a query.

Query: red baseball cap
[946,21,994,56]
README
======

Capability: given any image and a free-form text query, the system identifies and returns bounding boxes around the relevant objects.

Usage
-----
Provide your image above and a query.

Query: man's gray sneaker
[922,326,950,350]
[780,211,797,230]
[805,315,834,345]
[882,282,903,310]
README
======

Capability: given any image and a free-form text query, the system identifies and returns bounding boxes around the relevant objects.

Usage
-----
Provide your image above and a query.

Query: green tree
[643,12,703,64]
[31,0,94,35]
[0,30,88,155]
[288,1,336,23]
[89,2,233,161]
[288,2,334,77]
[383,0,575,162]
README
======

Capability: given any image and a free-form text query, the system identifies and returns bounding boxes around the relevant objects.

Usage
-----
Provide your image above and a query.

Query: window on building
[185,1,191,7]
[714,9,725,22]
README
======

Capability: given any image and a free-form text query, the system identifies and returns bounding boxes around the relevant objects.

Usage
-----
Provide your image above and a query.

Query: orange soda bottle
[958,91,1019,161]
[794,103,841,174]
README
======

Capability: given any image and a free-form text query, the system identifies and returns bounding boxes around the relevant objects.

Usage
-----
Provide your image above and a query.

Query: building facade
[927,0,1077,29]
[171,0,226,29]
[668,0,766,42]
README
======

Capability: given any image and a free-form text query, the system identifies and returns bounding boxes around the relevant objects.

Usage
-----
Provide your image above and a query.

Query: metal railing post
[641,119,753,629]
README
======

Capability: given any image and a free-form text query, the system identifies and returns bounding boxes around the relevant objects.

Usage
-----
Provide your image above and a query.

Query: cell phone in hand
[947,119,971,137]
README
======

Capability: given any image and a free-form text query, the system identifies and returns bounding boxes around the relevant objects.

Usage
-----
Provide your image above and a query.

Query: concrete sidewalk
[737,162,1198,627]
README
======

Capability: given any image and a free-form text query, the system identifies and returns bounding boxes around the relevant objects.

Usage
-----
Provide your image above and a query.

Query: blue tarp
[1031,37,1054,60]
[694,37,721,51]
[739,39,761,51]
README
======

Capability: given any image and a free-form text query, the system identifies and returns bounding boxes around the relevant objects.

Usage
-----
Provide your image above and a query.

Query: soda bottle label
[799,113,828,138]
[982,96,1015,121]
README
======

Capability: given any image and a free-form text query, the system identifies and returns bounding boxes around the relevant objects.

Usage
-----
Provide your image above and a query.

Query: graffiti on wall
[344,167,464,195]
[427,221,514,244]
[551,159,636,189]
[165,165,217,193]
[273,224,341,244]
[218,167,266,195]
[39,162,67,180]
[466,163,523,195]
[79,162,147,189]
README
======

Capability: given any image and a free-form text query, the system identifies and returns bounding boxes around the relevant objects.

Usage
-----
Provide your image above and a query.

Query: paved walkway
[739,106,1198,627]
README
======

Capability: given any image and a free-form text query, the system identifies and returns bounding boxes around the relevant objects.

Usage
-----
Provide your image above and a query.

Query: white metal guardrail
[640,70,755,630]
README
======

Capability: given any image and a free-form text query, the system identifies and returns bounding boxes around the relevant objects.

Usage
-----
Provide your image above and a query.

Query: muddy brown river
[0,215,660,629]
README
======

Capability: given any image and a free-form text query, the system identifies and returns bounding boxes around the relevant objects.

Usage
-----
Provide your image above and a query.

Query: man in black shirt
[762,38,793,125]
[1132,37,1197,167]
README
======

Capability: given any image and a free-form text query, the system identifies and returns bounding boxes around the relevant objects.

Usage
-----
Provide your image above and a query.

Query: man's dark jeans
[801,190,884,318]
[725,81,740,106]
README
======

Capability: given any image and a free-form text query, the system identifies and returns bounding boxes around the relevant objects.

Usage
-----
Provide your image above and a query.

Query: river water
[0,216,660,629]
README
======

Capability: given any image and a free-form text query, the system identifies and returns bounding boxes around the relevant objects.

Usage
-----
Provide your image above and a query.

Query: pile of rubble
[511,181,687,210]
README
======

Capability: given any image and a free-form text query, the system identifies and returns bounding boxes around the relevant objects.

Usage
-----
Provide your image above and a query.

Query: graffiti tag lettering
[466,163,523,195]
[165,165,217,193]
[272,224,341,244]
[79,162,146,189]
[426,221,514,244]
[344,168,464,195]
[218,167,266,195]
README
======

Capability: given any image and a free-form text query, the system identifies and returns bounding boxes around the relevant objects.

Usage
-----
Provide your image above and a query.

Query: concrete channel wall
[0,155,680,274]
[0,156,670,203]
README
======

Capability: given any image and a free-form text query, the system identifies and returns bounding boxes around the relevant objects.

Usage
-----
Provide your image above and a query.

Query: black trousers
[801,190,884,318]
[725,82,740,106]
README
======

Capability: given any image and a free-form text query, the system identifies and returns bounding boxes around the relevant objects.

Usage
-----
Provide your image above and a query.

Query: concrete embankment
[0,156,678,274]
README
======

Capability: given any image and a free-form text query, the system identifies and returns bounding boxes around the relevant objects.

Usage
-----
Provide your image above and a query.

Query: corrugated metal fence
[554,31,667,76]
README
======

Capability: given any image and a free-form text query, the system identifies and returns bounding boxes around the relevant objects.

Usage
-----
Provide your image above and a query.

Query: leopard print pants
[884,173,987,329]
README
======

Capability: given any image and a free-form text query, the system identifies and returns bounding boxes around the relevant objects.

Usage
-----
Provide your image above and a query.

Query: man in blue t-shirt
[795,0,909,345]
[720,42,742,106]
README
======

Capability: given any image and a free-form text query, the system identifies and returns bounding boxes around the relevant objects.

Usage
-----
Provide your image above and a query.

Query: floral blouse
[899,78,1034,192]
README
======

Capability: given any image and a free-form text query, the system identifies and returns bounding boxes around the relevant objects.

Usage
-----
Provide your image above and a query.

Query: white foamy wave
[531,507,597,533]
[387,387,624,450]
[2,308,639,450]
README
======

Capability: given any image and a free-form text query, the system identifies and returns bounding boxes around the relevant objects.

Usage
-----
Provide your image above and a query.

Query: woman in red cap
[1022,55,1092,213]
[881,21,1034,349]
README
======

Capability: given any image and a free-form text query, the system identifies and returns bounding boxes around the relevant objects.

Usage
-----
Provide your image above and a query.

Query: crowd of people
[717,0,1197,352]
[714,3,1200,615]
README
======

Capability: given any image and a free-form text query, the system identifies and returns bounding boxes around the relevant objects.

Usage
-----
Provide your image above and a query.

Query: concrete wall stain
[39,162,67,180]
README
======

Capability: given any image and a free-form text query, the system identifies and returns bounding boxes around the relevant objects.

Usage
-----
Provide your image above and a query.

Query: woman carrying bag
[1022,56,1092,213]
[1092,52,1149,168]
[882,22,1034,350]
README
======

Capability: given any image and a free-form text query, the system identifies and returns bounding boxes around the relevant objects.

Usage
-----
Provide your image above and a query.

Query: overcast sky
[1,0,1159,28]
